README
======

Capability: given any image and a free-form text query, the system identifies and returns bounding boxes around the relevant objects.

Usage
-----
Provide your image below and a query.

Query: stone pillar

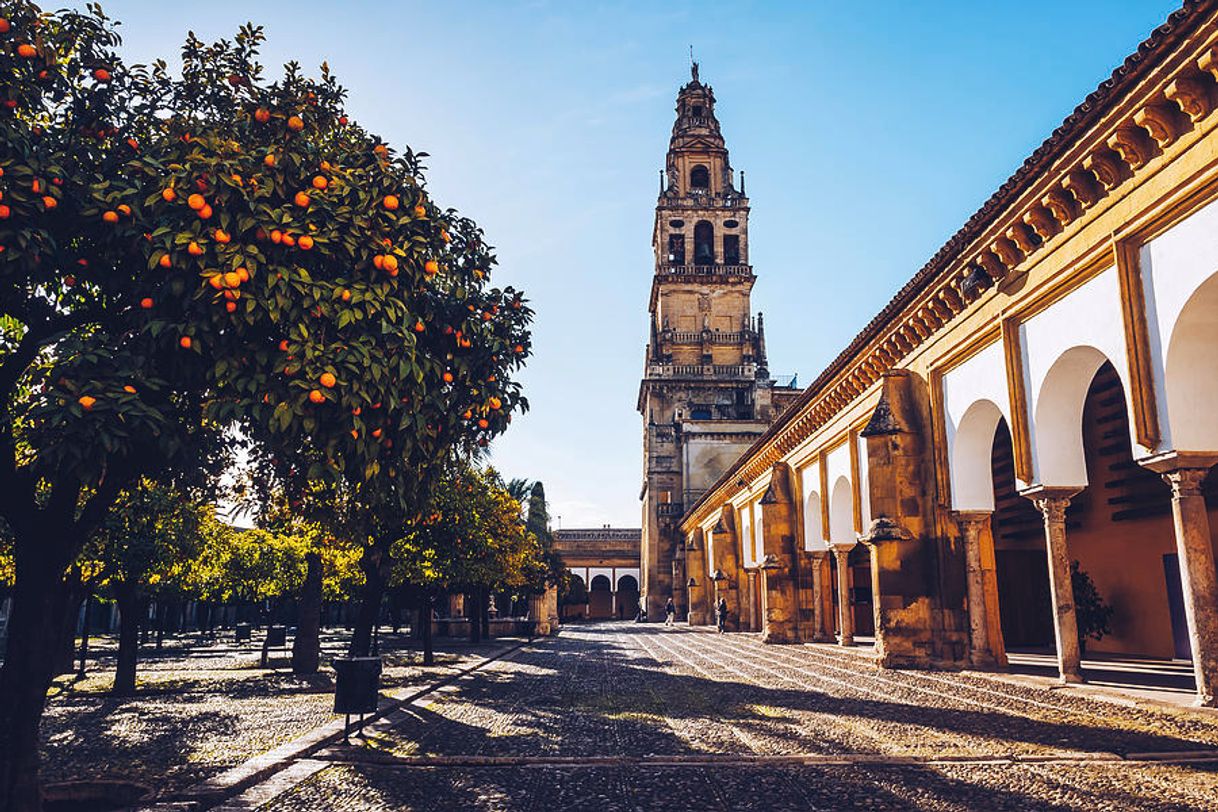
[671,548,687,620]
[862,371,970,668]
[831,546,854,646]
[1161,467,1218,707]
[710,508,742,631]
[685,529,709,626]
[954,511,998,668]
[1028,489,1083,684]
[808,551,833,642]
[760,466,799,643]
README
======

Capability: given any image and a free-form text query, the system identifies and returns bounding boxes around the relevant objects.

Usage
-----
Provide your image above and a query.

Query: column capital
[1162,467,1210,499]
[1020,486,1081,521]
[952,510,993,534]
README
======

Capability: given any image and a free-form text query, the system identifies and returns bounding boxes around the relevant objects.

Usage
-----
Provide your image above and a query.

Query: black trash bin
[261,625,288,667]
[234,623,251,643]
[333,656,382,743]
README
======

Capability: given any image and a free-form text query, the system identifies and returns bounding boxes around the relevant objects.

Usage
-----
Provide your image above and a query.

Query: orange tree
[0,3,531,807]
[392,461,544,661]
[84,478,208,696]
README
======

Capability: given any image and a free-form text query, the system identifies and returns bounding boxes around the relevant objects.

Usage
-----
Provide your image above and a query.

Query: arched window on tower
[694,221,715,266]
[690,165,709,191]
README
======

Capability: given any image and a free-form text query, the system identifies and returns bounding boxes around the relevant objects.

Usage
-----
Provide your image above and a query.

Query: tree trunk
[468,591,482,644]
[112,587,141,697]
[77,595,93,678]
[421,593,435,667]
[349,546,386,657]
[481,587,491,640]
[0,537,75,812]
[292,552,323,675]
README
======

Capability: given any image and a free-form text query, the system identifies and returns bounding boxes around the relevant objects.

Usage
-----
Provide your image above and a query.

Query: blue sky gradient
[93,0,1181,528]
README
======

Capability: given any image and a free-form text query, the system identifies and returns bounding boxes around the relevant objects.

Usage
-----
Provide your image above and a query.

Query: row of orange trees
[0,2,534,808]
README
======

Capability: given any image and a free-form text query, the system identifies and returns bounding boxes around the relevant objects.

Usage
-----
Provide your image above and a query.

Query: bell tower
[638,64,793,621]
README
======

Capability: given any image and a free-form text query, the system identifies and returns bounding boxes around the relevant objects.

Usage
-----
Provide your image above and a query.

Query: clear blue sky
[92,0,1181,529]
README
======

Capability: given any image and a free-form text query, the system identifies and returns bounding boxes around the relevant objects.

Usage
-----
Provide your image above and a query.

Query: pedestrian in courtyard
[665,597,675,626]
[716,596,728,633]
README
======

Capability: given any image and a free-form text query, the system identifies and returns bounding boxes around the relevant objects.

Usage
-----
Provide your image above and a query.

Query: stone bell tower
[638,64,798,620]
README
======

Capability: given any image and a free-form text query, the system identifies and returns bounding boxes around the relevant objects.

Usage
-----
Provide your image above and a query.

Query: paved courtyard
[251,623,1218,811]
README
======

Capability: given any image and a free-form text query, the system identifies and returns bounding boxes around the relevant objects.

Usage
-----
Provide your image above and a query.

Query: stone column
[685,530,709,626]
[832,546,854,646]
[1161,468,1218,707]
[760,474,799,643]
[954,511,997,668]
[1029,489,1082,684]
[809,551,834,642]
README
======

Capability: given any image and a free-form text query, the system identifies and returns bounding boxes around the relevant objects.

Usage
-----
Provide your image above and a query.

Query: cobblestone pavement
[261,623,1218,811]
[39,631,517,794]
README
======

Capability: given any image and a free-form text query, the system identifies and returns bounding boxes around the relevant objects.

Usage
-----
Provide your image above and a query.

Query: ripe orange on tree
[140,297,153,309]
[294,191,311,208]
[287,115,304,131]
[309,389,325,404]
[161,187,176,202]
[255,107,271,123]
[187,193,206,210]
[179,336,192,349]
[382,194,399,210]
[319,372,336,388]
[17,43,36,58]
[312,175,328,190]
[297,234,314,250]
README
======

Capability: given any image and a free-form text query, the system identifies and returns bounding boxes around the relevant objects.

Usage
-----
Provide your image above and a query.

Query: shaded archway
[616,575,640,620]
[989,418,1054,650]
[588,575,613,619]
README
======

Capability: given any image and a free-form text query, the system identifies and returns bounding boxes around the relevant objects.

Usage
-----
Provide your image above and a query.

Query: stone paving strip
[218,624,1218,810]
[37,636,525,810]
[158,641,528,809]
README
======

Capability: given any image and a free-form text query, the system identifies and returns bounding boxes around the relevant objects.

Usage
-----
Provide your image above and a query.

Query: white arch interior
[804,491,826,551]
[1143,196,1218,451]
[1032,345,1111,488]
[950,399,1005,511]
[829,476,855,546]
[856,433,872,530]
[1165,271,1218,452]
[739,506,755,567]
[753,498,765,561]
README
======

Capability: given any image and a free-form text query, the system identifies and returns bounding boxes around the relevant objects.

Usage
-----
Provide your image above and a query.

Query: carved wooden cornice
[681,2,1218,531]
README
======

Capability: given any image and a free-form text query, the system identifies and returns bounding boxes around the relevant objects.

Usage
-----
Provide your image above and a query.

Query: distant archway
[616,575,640,620]
[589,574,613,619]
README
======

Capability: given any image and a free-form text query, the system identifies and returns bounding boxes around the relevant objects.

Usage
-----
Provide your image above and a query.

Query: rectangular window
[723,235,740,265]
[667,234,685,265]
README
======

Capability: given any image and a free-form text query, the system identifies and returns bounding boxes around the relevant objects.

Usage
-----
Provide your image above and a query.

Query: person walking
[716,596,728,633]
[664,597,676,626]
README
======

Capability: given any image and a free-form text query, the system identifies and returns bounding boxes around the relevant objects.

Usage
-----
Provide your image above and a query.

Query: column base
[969,652,1000,670]
[1057,671,1084,685]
